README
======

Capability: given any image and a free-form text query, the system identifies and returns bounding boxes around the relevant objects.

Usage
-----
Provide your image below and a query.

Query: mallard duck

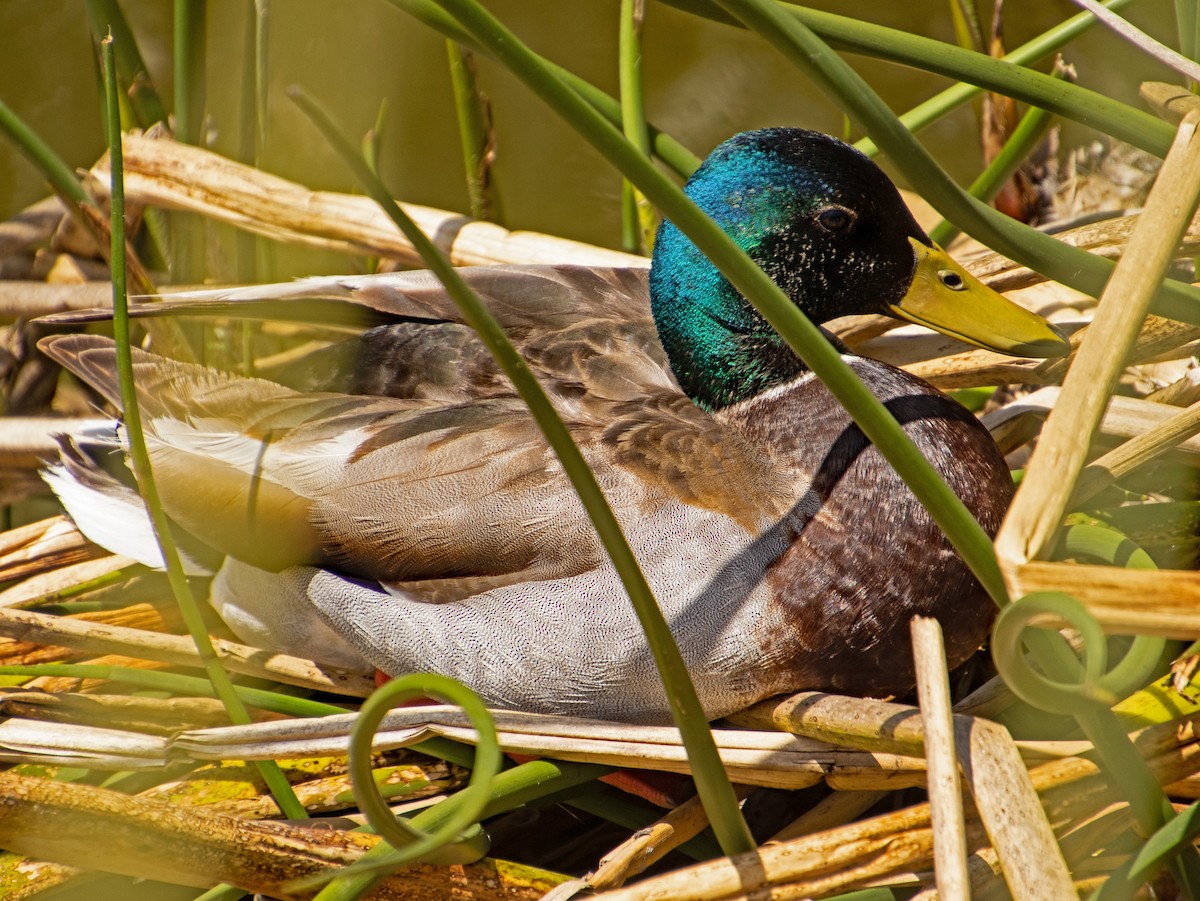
[41,129,1067,724]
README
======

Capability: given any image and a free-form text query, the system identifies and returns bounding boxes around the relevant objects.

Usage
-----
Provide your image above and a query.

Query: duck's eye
[938,269,967,291]
[816,207,854,233]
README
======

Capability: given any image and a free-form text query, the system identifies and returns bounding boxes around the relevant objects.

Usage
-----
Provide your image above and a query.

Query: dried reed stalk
[911,618,970,900]
[0,604,374,697]
[595,729,1200,901]
[734,688,1075,899]
[0,516,103,583]
[983,386,1200,457]
[89,134,644,269]
[996,107,1200,575]
[586,791,738,891]
[0,281,116,320]
[0,770,564,900]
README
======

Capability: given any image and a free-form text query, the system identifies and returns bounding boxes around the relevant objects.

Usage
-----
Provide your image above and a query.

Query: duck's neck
[650,225,810,412]
[652,211,840,412]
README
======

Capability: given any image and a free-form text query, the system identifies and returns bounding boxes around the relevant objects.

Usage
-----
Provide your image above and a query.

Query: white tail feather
[42,425,213,576]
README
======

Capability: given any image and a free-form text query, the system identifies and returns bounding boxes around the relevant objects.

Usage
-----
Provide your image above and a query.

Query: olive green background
[0,1,1177,268]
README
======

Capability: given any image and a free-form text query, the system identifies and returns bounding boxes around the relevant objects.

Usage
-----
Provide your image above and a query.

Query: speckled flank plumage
[40,128,1047,723]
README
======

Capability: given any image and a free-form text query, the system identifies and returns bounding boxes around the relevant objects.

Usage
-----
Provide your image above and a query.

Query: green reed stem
[447,41,499,221]
[347,675,498,867]
[928,96,1055,247]
[857,0,1142,157]
[190,886,248,901]
[86,0,168,128]
[619,0,655,253]
[1058,522,1158,570]
[234,3,260,287]
[101,36,305,821]
[289,81,755,856]
[173,0,206,145]
[665,0,1168,157]
[385,0,702,178]
[947,0,984,52]
[1180,0,1200,65]
[171,0,207,285]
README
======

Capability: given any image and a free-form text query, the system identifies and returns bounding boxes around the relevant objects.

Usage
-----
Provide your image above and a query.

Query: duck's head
[650,128,1068,410]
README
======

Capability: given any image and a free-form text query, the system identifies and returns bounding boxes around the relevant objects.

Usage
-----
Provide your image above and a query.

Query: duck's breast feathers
[716,356,1011,697]
[719,355,1010,518]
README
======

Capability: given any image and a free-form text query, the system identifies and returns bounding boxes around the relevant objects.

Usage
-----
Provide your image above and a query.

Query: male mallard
[41,129,1067,724]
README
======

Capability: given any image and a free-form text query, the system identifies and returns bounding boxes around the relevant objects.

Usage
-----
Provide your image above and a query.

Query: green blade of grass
[447,41,500,222]
[85,0,168,128]
[619,0,655,253]
[173,0,207,146]
[928,91,1057,247]
[100,34,305,821]
[663,0,1171,157]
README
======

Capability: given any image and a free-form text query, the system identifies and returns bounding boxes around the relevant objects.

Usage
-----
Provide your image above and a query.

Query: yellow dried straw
[1069,397,1200,506]
[736,688,1074,900]
[0,771,561,899]
[90,135,643,269]
[0,604,373,697]
[996,101,1200,578]
[911,617,970,900]
[585,791,744,891]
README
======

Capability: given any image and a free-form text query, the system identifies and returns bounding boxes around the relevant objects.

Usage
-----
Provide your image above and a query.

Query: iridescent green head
[650,128,1066,410]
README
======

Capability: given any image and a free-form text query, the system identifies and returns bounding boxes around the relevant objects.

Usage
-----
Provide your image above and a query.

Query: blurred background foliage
[0,0,1181,265]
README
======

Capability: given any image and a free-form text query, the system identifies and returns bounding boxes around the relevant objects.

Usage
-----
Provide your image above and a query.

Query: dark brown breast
[719,358,1011,698]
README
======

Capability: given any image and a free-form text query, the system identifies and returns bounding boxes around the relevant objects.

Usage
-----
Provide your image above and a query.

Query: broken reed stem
[0,770,564,900]
[911,617,970,900]
[91,134,643,268]
[586,790,742,891]
[0,605,373,697]
[733,689,1075,899]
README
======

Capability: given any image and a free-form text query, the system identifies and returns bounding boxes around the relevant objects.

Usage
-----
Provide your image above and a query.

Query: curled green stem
[349,674,498,866]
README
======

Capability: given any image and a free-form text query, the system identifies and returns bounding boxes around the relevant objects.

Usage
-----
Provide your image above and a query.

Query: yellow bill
[887,238,1069,358]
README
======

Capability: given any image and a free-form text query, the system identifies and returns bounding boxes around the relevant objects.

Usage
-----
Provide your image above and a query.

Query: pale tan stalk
[912,618,970,901]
